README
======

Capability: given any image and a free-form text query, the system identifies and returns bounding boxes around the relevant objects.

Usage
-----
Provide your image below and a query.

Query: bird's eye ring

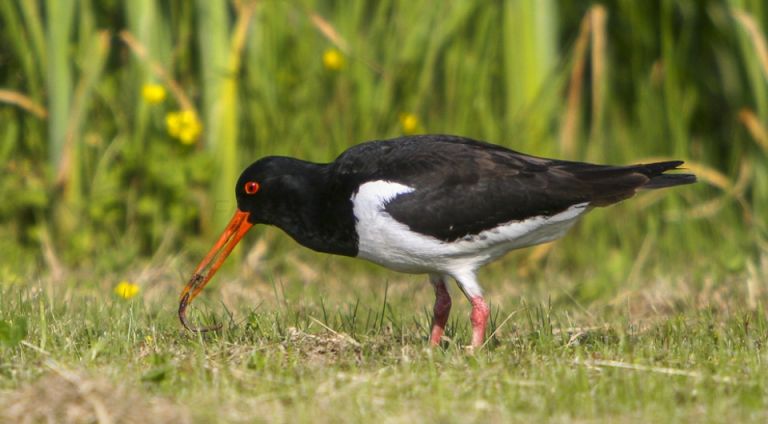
[244,181,260,195]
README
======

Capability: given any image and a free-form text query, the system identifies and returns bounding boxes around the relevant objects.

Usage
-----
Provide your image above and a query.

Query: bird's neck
[269,163,358,257]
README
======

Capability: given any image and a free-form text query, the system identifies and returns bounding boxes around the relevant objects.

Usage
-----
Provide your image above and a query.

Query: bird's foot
[470,296,490,348]
[429,279,452,346]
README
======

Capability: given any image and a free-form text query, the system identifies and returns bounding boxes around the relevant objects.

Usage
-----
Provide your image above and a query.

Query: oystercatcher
[179,135,695,347]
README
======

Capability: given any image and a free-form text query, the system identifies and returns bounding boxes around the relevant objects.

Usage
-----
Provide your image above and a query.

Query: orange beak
[178,210,253,332]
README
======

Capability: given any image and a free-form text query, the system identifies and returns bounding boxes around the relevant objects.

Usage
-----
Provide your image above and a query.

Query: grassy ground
[2,1,768,422]
[1,242,766,423]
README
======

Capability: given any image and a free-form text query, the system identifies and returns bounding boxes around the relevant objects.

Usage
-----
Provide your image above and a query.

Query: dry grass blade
[559,6,592,158]
[678,159,753,222]
[479,308,521,351]
[0,89,47,118]
[733,10,768,83]
[518,242,555,277]
[632,156,752,221]
[119,31,195,113]
[745,259,762,310]
[228,1,256,72]
[55,30,110,187]
[309,316,361,347]
[309,13,349,52]
[573,358,737,384]
[560,4,608,155]
[20,340,51,355]
[629,153,753,225]
[38,224,64,282]
[738,108,768,153]
[589,5,607,142]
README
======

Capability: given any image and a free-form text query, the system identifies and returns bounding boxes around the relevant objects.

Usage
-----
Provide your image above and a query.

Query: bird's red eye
[244,181,260,195]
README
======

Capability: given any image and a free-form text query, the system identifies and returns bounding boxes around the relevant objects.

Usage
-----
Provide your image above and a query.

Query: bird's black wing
[331,135,689,241]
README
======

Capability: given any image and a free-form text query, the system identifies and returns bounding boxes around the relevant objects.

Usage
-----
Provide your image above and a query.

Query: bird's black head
[235,156,323,225]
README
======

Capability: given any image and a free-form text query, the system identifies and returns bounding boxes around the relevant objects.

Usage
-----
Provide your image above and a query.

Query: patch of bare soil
[285,326,362,365]
[0,365,189,424]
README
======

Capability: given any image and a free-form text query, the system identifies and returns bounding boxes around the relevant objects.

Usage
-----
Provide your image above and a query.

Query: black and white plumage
[179,134,696,347]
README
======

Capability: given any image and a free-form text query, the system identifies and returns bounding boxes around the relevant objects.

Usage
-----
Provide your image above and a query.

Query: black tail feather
[642,172,697,189]
[560,160,696,206]
[633,160,696,189]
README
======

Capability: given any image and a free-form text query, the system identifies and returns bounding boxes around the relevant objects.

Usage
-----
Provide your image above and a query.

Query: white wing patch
[351,180,590,293]
[350,180,414,222]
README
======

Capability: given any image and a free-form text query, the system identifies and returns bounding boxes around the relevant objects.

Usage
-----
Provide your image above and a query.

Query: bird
[178,134,696,348]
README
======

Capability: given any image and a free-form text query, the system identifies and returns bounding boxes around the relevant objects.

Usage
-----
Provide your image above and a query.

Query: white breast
[351,180,589,277]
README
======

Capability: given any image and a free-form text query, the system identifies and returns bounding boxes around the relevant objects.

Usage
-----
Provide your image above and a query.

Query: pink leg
[470,296,490,348]
[429,279,452,345]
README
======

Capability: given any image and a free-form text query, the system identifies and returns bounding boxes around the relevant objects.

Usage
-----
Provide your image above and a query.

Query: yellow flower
[322,48,344,71]
[166,110,202,144]
[141,83,166,104]
[166,112,182,137]
[114,281,140,299]
[399,113,421,135]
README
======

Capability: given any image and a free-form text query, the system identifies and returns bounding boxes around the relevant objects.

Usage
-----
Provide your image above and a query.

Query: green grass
[1,254,767,423]
[2,1,768,422]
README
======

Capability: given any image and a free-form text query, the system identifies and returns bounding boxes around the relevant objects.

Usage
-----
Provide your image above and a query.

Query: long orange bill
[179,210,253,332]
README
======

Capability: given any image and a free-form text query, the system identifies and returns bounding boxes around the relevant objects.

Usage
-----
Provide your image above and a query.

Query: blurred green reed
[0,0,766,293]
